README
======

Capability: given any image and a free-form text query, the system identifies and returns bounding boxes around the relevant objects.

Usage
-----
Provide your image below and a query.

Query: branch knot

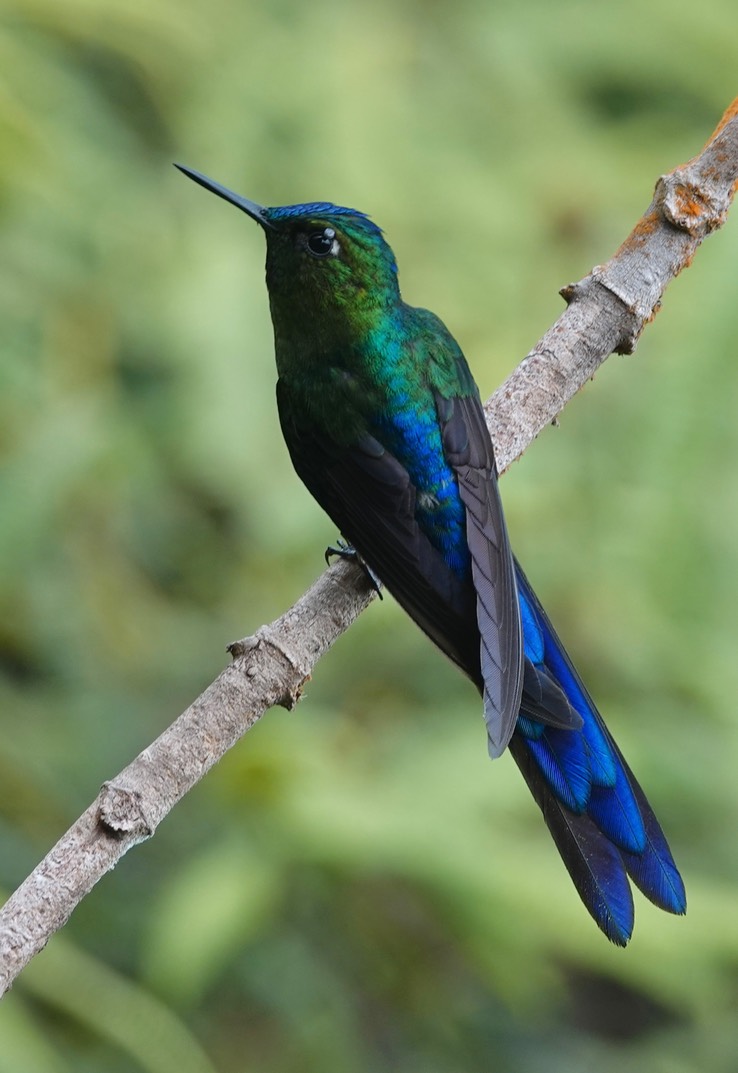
[98,783,155,839]
[657,173,726,237]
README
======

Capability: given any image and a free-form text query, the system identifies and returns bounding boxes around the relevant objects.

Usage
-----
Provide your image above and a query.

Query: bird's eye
[306,227,337,257]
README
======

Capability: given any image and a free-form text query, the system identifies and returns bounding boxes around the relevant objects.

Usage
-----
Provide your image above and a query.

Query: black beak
[175,164,274,230]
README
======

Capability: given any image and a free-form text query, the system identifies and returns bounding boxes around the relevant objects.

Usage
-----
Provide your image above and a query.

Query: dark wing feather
[434,391,524,756]
[276,379,481,677]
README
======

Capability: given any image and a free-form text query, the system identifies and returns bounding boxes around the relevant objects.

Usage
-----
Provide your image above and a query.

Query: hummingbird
[177,164,686,944]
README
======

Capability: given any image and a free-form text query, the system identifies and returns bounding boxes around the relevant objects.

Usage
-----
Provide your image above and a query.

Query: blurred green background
[1,0,737,1070]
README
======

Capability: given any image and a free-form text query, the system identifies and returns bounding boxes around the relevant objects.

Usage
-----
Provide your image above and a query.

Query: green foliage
[1,0,737,1068]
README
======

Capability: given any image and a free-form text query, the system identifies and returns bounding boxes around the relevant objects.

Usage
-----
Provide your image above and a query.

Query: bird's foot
[325,539,383,598]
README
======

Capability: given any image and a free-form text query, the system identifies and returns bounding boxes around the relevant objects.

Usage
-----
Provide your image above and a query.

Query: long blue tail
[509,561,686,945]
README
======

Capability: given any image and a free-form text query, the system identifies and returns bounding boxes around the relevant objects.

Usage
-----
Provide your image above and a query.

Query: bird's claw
[324,537,351,565]
[325,540,383,598]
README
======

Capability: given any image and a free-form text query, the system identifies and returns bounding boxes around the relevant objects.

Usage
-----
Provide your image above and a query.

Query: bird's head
[176,165,400,339]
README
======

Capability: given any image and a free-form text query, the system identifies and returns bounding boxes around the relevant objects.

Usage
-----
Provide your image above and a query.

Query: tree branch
[2,99,737,997]
[488,97,738,468]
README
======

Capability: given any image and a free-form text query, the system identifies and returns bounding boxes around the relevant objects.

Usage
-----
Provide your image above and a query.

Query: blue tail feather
[511,560,684,942]
[588,761,646,854]
[524,727,591,813]
[579,712,617,788]
[516,714,545,740]
[608,743,687,914]
[509,735,635,946]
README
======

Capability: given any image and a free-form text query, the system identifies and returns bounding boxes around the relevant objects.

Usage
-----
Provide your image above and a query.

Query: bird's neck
[270,290,406,387]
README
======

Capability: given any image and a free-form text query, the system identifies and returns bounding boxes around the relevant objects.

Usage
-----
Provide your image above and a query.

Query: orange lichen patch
[700,158,738,201]
[674,189,703,216]
[666,178,730,235]
[673,99,738,174]
[645,300,662,325]
[708,97,738,142]
[614,208,661,256]
[703,100,738,199]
